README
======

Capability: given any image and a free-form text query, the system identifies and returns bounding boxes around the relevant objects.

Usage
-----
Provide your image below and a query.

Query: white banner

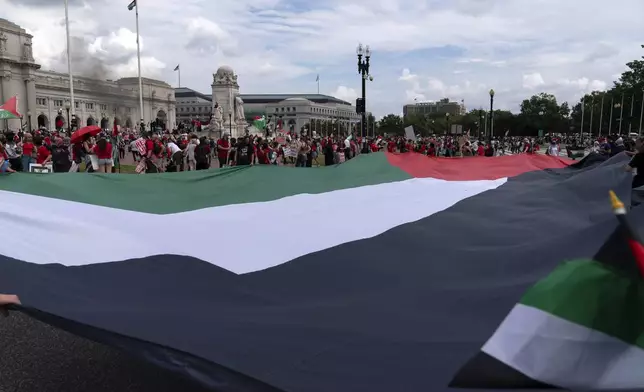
[404,126,416,141]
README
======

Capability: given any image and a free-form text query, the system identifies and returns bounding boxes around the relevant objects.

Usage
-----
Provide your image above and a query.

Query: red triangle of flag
[628,238,644,278]
[0,96,21,118]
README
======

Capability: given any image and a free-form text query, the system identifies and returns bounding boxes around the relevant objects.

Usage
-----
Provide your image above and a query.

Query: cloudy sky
[3,0,643,117]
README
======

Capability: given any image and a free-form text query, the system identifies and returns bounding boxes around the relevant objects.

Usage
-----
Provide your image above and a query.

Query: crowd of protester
[0,125,642,190]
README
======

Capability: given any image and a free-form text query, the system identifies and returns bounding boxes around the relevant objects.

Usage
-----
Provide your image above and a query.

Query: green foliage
[380,46,644,136]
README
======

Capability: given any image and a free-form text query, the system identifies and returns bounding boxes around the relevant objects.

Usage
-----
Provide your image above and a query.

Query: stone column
[0,71,11,131]
[24,76,36,131]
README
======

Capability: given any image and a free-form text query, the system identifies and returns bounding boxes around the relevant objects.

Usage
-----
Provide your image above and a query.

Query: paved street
[0,313,212,392]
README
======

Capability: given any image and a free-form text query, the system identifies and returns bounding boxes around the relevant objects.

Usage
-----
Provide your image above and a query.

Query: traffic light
[356,98,365,114]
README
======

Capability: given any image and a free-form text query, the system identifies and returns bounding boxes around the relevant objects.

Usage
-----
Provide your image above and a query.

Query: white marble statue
[234,96,245,123]
[212,102,223,131]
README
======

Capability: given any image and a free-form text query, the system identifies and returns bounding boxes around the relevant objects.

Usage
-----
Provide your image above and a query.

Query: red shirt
[22,142,34,157]
[94,142,113,159]
[477,145,485,156]
[36,145,50,164]
[387,141,396,153]
[257,148,270,164]
[217,139,230,160]
[371,143,378,152]
[145,139,154,155]
[427,147,436,157]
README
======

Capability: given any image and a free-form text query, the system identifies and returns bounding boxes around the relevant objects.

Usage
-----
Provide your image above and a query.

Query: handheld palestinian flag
[450,190,644,390]
[0,96,21,120]
[252,115,266,130]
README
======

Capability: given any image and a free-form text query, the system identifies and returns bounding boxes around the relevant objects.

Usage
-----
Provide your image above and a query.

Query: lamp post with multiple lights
[356,43,373,151]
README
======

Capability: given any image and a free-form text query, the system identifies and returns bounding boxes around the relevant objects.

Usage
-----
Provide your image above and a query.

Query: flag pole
[134,0,144,125]
[598,94,604,137]
[589,96,594,137]
[619,93,624,134]
[629,94,635,134]
[64,0,75,119]
[609,190,644,277]
[580,96,585,135]
[178,66,181,88]
[608,96,613,134]
[640,89,644,136]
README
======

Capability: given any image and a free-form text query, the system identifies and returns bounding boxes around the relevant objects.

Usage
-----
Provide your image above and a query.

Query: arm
[0,294,20,317]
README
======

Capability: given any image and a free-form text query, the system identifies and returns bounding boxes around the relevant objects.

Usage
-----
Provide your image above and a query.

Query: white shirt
[548,145,559,156]
[167,142,181,154]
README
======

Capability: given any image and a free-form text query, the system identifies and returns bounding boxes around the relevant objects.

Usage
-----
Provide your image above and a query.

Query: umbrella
[70,125,101,144]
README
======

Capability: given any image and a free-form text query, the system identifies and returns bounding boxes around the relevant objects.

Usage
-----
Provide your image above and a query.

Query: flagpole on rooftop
[174,64,180,87]
[64,0,75,118]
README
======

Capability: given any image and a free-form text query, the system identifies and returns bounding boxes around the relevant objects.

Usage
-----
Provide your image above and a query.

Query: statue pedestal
[235,122,248,138]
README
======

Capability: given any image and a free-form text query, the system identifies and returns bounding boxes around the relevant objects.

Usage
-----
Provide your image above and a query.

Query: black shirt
[236,143,252,165]
[629,152,644,188]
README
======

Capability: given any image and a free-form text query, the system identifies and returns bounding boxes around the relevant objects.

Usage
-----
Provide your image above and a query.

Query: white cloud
[398,68,418,82]
[333,86,358,103]
[2,0,642,116]
[88,28,141,55]
[522,73,545,89]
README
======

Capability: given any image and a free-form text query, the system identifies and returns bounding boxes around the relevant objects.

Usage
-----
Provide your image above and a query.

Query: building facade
[403,98,466,118]
[0,18,176,132]
[175,67,361,135]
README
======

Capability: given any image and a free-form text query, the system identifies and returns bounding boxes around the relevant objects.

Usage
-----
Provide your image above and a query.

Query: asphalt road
[0,312,213,392]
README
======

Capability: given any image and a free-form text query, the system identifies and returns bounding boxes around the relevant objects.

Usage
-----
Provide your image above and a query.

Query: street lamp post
[228,113,232,136]
[64,100,71,132]
[356,43,371,151]
[27,111,32,132]
[489,89,495,139]
[445,112,450,135]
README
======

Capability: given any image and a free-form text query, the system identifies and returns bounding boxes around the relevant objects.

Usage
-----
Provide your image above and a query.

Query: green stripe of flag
[0,109,20,119]
[0,153,410,214]
[520,259,644,349]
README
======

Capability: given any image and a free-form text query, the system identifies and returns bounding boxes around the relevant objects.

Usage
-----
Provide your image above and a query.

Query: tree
[519,93,570,134]
[377,114,404,135]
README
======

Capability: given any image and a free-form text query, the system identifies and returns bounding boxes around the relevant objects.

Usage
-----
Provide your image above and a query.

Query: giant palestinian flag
[0,152,639,392]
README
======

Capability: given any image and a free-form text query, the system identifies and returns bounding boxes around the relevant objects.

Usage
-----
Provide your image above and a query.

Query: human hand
[0,294,20,317]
